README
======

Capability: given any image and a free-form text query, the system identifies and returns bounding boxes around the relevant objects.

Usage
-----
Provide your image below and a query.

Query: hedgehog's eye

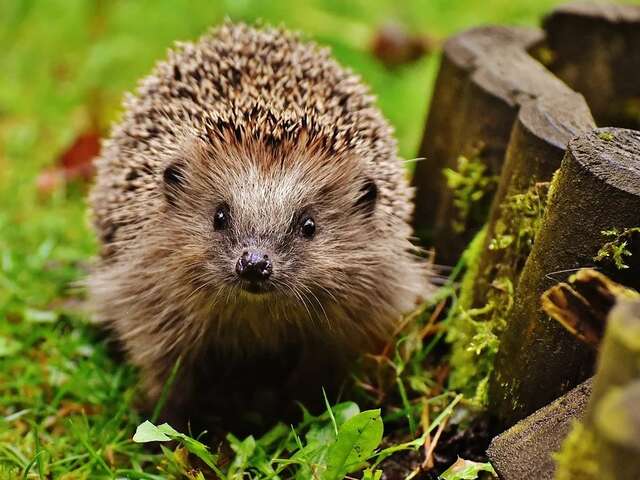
[214,204,230,230]
[299,216,316,239]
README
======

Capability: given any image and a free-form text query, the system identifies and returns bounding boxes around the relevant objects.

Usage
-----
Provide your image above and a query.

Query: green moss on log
[554,421,602,480]
[489,181,549,260]
[595,384,640,451]
[594,227,640,270]
[447,226,489,403]
[447,180,550,404]
[443,151,498,234]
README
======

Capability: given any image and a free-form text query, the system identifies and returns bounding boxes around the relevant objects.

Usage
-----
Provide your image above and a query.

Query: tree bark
[541,269,638,349]
[489,128,640,429]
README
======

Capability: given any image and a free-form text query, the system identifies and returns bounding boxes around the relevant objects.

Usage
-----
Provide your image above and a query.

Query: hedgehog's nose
[236,250,273,283]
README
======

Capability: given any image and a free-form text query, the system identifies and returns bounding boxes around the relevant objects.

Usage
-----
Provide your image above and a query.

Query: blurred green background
[1,0,567,180]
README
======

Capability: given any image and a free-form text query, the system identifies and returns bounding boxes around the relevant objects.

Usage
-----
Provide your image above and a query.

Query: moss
[447,227,490,403]
[554,421,604,480]
[594,227,640,270]
[532,45,555,67]
[489,182,550,260]
[447,275,511,405]
[597,131,615,142]
[456,226,488,311]
[443,153,498,234]
[546,167,561,207]
[447,182,550,405]
[595,385,640,450]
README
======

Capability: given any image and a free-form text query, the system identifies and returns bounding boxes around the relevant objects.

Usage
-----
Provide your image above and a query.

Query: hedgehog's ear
[355,177,378,216]
[162,161,187,206]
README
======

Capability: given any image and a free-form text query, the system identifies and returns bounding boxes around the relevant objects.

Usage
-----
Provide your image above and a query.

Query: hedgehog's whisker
[183,273,216,303]
[223,283,235,307]
[288,282,314,325]
[402,157,426,164]
[273,279,298,326]
[299,284,329,327]
[314,283,339,306]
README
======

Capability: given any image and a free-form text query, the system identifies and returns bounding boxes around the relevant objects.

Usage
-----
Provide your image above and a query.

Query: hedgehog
[88,22,430,426]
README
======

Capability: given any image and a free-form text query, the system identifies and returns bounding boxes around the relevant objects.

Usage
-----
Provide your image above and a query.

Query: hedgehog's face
[160,138,383,309]
[204,200,320,295]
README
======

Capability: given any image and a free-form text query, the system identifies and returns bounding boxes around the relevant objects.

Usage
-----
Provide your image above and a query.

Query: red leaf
[36,130,100,194]
[58,130,100,180]
[371,23,436,68]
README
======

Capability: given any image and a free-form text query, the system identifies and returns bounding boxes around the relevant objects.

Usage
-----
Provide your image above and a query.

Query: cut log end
[517,93,595,151]
[570,128,640,196]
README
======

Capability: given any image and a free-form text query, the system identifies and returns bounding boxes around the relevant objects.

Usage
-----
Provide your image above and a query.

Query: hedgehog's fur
[88,22,430,423]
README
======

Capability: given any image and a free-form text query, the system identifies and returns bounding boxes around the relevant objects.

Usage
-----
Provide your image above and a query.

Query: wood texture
[489,128,640,429]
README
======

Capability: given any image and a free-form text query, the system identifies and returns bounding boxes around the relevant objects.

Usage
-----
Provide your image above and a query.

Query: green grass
[1,0,570,478]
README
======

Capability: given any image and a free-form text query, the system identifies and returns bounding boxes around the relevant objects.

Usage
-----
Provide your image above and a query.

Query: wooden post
[413,26,542,234]
[541,2,640,128]
[411,26,584,265]
[489,128,640,429]
[447,93,595,397]
[471,92,595,309]
[588,298,640,409]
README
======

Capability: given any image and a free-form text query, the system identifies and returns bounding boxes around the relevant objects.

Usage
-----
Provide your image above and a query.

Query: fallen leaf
[439,457,496,480]
[371,22,436,68]
[36,130,100,194]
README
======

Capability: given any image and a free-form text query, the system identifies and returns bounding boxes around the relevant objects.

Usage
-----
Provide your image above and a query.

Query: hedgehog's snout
[236,249,273,287]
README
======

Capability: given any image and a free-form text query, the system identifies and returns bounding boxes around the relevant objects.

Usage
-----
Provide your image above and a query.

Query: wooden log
[489,128,640,429]
[487,378,592,480]
[541,2,640,129]
[555,298,640,480]
[411,25,583,265]
[471,93,595,309]
[446,93,595,398]
[491,295,640,479]
[413,26,542,232]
